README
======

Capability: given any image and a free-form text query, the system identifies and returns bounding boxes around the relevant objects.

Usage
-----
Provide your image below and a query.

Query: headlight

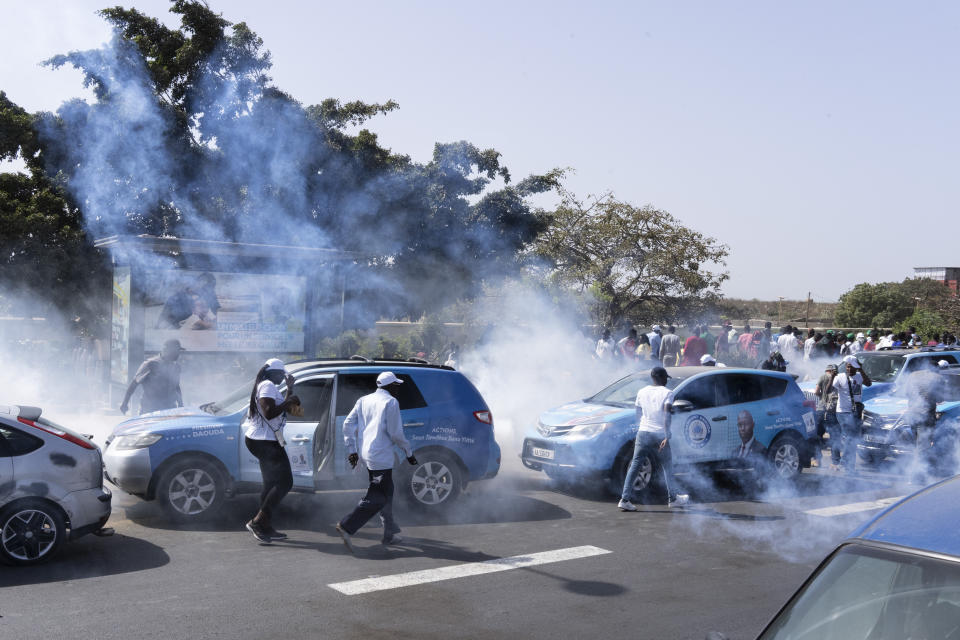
[112,433,163,450]
[566,422,612,439]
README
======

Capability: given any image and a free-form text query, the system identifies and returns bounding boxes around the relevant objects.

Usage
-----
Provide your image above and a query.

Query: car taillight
[802,400,817,409]
[18,417,96,450]
[473,411,493,426]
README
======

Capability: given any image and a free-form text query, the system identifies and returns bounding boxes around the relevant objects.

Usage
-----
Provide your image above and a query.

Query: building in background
[914,267,960,294]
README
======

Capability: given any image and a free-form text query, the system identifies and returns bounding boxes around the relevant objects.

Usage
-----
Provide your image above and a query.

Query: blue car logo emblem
[684,414,711,448]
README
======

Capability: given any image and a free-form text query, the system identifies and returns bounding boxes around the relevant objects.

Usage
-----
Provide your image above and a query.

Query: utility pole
[805,292,812,328]
[777,297,785,325]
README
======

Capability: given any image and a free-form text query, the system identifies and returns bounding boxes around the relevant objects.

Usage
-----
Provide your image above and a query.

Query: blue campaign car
[103,359,500,521]
[859,367,960,469]
[521,366,817,499]
[747,475,960,639]
[798,347,960,402]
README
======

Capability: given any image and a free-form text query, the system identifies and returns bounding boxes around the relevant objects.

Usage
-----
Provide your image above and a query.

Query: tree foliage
[834,278,952,328]
[532,190,729,327]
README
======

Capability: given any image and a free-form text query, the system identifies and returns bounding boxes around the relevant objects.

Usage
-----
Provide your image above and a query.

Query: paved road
[0,465,917,640]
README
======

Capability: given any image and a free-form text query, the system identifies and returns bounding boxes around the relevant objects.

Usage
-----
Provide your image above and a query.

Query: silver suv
[0,405,112,565]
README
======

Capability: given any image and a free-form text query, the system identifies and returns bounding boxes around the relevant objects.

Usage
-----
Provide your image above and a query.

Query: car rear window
[0,424,44,456]
[335,373,428,415]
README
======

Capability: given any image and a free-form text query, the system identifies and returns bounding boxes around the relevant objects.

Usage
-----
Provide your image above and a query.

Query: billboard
[143,270,307,353]
[110,266,131,383]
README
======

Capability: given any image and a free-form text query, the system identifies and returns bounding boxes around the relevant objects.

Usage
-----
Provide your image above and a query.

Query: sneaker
[245,520,271,543]
[810,458,820,468]
[336,523,355,555]
[617,499,638,512]
[264,526,287,539]
[382,534,403,545]
[668,494,690,507]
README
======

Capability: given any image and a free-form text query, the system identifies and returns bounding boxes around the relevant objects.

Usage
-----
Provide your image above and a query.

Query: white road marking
[328,545,612,595]
[804,496,905,517]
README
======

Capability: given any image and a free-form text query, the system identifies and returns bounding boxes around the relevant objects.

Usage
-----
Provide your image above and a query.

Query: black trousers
[244,437,293,520]
[339,468,399,538]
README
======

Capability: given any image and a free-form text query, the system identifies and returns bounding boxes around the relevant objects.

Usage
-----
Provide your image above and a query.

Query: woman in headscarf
[242,358,300,543]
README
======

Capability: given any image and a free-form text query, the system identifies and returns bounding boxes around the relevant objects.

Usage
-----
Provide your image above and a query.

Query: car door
[282,373,335,488]
[670,374,729,463]
[331,372,431,478]
[720,373,779,455]
[0,425,19,500]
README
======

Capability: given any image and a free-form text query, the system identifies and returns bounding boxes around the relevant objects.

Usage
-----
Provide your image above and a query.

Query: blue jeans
[818,411,841,464]
[621,432,674,501]
[836,412,860,472]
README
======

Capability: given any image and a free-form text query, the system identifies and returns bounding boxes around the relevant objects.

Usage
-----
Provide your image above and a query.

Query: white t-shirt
[595,338,615,359]
[777,333,796,357]
[243,380,286,440]
[803,337,816,360]
[832,372,864,414]
[635,385,674,435]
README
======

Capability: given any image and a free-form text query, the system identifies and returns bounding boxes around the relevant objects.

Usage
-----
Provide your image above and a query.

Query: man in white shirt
[618,367,689,511]
[803,329,817,361]
[831,355,872,475]
[337,371,418,552]
[849,332,866,354]
[595,328,615,360]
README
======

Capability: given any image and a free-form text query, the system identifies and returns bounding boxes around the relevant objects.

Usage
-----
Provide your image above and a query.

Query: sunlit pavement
[0,459,920,640]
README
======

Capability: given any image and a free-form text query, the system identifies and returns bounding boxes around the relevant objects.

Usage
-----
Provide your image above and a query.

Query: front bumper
[62,486,112,539]
[103,444,153,496]
[520,437,614,473]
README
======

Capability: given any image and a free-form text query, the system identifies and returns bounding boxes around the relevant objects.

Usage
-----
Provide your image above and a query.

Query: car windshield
[857,354,906,383]
[759,543,960,639]
[201,383,262,416]
[586,372,684,407]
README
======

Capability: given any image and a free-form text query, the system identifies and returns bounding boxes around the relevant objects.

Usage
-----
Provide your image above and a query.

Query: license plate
[864,434,886,444]
[531,447,555,460]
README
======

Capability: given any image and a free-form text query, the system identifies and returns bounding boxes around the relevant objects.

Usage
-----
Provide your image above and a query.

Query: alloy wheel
[2,509,58,562]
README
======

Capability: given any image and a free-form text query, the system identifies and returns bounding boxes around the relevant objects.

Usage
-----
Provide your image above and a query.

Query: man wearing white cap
[831,355,872,475]
[337,371,418,552]
[646,325,663,362]
[849,332,866,354]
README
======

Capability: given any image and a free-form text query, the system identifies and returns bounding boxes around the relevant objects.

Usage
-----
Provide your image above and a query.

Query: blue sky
[3,1,957,301]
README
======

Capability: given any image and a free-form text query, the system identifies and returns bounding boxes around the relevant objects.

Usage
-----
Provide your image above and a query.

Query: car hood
[864,396,960,416]
[112,407,236,435]
[538,401,632,427]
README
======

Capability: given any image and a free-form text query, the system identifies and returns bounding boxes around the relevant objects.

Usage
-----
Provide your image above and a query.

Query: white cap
[939,360,950,369]
[264,358,286,372]
[856,332,865,339]
[843,355,861,368]
[376,371,403,387]
[651,325,662,332]
[700,354,716,365]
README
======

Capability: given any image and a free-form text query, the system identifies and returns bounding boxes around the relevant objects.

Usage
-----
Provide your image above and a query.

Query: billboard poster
[143,270,307,353]
[111,266,131,383]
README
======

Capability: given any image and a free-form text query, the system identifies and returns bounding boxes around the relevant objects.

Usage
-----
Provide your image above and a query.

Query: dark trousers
[244,437,293,521]
[339,468,399,539]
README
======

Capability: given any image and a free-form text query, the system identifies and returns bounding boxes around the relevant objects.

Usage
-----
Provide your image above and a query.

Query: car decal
[683,414,711,448]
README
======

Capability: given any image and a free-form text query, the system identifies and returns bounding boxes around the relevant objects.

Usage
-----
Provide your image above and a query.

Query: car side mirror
[672,399,693,413]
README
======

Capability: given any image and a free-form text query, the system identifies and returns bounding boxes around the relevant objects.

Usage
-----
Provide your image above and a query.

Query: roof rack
[282,357,455,372]
[349,354,374,364]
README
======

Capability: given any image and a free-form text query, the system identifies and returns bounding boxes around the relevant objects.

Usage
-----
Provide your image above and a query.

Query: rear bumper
[63,486,112,539]
[481,439,501,480]
[103,445,152,496]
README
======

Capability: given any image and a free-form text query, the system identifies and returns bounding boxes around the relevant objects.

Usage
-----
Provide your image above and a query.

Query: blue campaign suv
[521,366,817,499]
[103,358,500,521]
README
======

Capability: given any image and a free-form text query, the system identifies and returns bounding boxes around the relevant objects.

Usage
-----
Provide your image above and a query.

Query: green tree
[894,310,947,342]
[533,190,729,327]
[834,278,952,328]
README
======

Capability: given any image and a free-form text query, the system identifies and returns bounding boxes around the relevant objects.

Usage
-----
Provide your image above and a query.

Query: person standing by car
[120,339,185,415]
[646,325,663,363]
[595,328,615,360]
[814,363,840,470]
[242,358,301,543]
[832,355,872,475]
[618,367,689,511]
[337,371,418,552]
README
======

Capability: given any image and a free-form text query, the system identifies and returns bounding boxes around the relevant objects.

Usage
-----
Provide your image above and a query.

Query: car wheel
[402,452,462,510]
[157,457,225,522]
[0,500,66,566]
[857,449,884,468]
[768,433,803,480]
[614,446,664,502]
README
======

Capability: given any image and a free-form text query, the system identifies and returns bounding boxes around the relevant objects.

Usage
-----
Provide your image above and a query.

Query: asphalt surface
[0,460,920,640]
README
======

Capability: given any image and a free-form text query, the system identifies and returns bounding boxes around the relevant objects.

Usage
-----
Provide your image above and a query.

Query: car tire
[613,446,665,503]
[767,433,803,480]
[400,451,462,511]
[857,449,885,468]
[0,499,66,566]
[156,457,226,522]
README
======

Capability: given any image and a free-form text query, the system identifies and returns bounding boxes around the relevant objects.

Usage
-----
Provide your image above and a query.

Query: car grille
[862,412,896,430]
[537,421,574,437]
